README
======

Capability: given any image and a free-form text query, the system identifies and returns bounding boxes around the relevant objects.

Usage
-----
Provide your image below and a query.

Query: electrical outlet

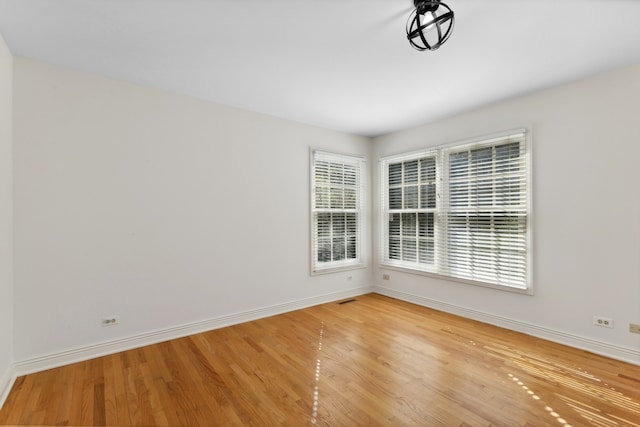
[382,274,390,280]
[593,316,614,328]
[102,316,119,327]
[629,324,640,334]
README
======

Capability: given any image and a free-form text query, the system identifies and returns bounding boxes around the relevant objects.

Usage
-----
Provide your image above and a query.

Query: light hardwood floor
[1,293,639,426]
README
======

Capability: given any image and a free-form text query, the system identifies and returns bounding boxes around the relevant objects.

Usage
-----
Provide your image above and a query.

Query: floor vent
[338,299,357,305]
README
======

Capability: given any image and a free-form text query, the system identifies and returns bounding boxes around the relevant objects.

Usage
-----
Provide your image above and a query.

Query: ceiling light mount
[406,0,455,51]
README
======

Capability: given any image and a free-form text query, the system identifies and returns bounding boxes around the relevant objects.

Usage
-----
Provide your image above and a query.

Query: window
[387,156,437,265]
[311,150,366,273]
[380,131,530,291]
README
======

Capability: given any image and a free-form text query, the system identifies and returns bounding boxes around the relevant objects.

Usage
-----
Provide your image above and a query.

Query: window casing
[311,150,366,273]
[380,131,531,291]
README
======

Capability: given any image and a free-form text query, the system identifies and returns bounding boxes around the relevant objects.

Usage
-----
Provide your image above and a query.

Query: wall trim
[14,286,374,376]
[0,363,16,411]
[373,286,640,366]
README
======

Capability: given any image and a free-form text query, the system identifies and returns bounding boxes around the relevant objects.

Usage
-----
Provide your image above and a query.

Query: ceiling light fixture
[406,0,455,51]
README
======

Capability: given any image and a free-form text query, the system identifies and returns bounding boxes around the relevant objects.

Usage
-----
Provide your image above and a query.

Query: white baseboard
[0,363,16,411]
[373,286,640,366]
[14,286,374,376]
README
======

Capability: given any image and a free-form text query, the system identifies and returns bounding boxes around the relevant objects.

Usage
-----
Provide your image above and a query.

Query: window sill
[378,262,533,295]
[311,262,367,276]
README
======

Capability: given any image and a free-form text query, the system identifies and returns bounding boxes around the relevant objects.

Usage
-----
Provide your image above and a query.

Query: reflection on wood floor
[1,293,639,426]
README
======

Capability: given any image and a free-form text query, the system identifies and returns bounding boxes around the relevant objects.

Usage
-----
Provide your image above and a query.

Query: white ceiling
[1,0,639,137]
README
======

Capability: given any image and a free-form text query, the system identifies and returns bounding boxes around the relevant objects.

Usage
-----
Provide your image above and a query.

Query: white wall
[0,34,14,401]
[13,58,372,363]
[9,56,640,369]
[373,65,640,363]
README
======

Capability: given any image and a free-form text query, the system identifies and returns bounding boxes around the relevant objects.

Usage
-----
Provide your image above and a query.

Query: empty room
[0,1,639,426]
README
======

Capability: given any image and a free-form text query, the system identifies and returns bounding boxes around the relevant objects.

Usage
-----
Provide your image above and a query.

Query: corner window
[380,131,531,291]
[311,150,366,273]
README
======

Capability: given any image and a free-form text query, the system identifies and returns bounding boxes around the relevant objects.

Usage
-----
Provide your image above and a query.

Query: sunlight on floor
[492,342,640,427]
[508,373,573,427]
[311,321,325,424]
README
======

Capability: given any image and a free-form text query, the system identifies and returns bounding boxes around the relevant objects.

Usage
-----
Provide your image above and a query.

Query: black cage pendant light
[406,0,455,51]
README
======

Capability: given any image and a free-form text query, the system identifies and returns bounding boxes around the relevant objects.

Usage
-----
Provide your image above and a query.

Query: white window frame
[379,129,532,293]
[382,151,439,273]
[311,150,366,274]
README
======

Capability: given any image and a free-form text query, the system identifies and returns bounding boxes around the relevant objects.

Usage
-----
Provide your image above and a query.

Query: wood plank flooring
[1,293,639,426]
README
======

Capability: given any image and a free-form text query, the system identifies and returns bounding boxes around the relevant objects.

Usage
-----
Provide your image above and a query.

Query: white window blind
[311,150,365,273]
[380,131,530,291]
